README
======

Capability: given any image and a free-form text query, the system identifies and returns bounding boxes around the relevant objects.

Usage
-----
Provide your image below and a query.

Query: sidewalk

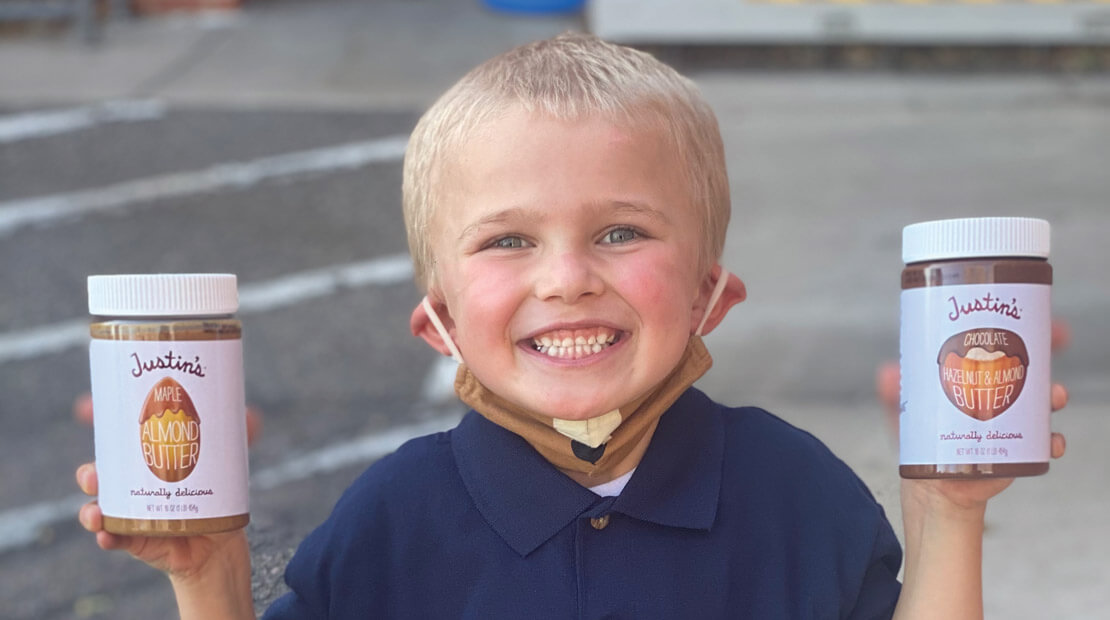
[0,0,581,109]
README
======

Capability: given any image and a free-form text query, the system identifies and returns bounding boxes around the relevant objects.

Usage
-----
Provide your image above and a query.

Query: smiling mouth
[529,328,621,360]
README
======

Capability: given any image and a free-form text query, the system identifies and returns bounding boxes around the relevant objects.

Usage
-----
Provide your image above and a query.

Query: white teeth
[530,330,620,359]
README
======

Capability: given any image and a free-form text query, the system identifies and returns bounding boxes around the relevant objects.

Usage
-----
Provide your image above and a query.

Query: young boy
[77,33,1068,618]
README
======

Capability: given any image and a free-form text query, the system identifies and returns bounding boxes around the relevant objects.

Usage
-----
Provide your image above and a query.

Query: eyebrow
[607,200,672,225]
[458,207,540,242]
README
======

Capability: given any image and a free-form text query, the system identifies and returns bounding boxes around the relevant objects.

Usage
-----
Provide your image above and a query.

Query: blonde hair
[402,33,730,290]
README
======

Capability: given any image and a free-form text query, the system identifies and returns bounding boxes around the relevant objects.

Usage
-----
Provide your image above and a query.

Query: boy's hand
[76,469,253,619]
[879,320,1070,508]
[902,380,1068,511]
[894,384,1067,620]
[74,395,258,618]
[75,463,244,576]
[72,392,262,562]
[890,321,1070,620]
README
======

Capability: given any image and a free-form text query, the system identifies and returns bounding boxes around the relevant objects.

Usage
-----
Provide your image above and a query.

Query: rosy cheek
[626,272,667,306]
[460,260,515,299]
[615,257,693,314]
[453,261,523,336]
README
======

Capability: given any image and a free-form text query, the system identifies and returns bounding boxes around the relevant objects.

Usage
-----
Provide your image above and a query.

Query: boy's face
[424,108,713,420]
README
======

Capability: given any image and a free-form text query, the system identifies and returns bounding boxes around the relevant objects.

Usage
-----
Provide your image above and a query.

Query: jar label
[90,339,249,520]
[900,283,1051,465]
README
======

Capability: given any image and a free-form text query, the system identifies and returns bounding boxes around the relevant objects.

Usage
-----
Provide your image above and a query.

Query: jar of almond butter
[88,274,249,535]
[900,218,1052,479]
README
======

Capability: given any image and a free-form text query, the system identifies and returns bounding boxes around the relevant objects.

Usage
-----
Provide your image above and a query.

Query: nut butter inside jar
[88,274,250,536]
[899,218,1052,479]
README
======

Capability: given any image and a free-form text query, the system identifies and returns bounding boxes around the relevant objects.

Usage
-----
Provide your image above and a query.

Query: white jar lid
[88,274,239,317]
[903,217,1050,264]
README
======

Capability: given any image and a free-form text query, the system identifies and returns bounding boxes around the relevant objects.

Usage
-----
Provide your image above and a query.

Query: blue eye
[491,236,527,249]
[603,227,638,244]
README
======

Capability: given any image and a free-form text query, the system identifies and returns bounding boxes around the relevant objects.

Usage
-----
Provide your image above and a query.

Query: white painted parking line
[238,254,413,313]
[0,319,89,366]
[0,135,410,238]
[0,494,89,554]
[0,253,413,365]
[0,100,166,144]
[0,413,461,554]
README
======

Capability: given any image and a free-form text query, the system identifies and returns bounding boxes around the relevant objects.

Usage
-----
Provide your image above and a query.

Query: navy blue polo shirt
[264,388,902,619]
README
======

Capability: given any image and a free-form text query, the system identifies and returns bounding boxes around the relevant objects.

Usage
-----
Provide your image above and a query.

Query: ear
[690,264,747,335]
[410,294,457,357]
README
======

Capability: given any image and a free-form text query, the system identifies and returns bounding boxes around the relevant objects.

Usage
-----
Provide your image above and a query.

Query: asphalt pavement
[1,1,1108,618]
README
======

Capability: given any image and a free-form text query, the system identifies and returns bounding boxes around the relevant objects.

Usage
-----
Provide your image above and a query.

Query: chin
[528,397,619,421]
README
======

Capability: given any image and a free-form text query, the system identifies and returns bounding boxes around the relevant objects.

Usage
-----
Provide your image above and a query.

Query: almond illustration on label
[139,376,201,482]
[937,328,1028,421]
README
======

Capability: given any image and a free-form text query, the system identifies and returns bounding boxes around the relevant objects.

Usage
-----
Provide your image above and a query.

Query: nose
[534,251,605,303]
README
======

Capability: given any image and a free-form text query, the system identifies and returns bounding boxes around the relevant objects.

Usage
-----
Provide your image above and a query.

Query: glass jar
[88,274,249,535]
[900,218,1052,479]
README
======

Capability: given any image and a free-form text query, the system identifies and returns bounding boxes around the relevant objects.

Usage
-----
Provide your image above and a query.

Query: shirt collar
[452,387,724,557]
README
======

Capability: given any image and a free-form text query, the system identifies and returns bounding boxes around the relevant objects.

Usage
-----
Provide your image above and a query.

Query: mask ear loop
[695,268,730,337]
[422,296,464,363]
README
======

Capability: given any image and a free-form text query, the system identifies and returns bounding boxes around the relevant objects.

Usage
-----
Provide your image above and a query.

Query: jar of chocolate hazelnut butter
[88,274,249,535]
[900,218,1052,479]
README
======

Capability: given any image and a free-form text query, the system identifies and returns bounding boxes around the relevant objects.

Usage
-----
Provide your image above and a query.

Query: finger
[95,530,132,552]
[85,514,139,553]
[1051,432,1066,459]
[1051,320,1072,354]
[875,361,900,419]
[1051,383,1068,412]
[75,463,98,496]
[245,406,263,446]
[73,392,94,426]
[875,361,901,438]
[78,501,102,533]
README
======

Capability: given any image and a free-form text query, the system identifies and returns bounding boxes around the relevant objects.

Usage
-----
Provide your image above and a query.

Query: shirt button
[590,514,610,530]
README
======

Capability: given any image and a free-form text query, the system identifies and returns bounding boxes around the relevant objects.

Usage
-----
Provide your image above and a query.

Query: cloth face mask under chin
[422,269,728,476]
